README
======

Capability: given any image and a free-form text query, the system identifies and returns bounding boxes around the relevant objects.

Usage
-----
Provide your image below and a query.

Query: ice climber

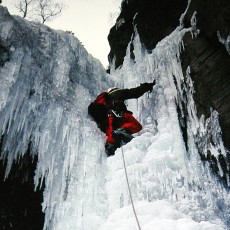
[88,81,155,156]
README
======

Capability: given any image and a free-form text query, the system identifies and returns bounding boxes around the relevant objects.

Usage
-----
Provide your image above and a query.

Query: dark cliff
[108,0,188,68]
[108,0,230,183]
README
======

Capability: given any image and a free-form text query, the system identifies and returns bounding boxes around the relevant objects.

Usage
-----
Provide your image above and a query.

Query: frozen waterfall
[0,4,229,230]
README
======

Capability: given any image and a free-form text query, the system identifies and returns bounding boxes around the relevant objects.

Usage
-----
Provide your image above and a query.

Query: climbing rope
[121,146,142,230]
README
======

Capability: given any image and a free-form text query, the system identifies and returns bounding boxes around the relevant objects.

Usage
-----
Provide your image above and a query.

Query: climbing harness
[111,109,123,118]
[121,146,141,230]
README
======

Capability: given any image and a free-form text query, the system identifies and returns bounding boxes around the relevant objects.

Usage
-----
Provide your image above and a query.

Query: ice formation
[0,3,229,230]
[217,31,230,55]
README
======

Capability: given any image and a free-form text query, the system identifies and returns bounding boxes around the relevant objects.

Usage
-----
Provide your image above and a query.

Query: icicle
[217,31,230,55]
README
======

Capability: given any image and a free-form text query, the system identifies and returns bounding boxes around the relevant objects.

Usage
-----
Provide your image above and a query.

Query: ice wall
[102,10,230,230]
[0,3,229,230]
[0,6,111,230]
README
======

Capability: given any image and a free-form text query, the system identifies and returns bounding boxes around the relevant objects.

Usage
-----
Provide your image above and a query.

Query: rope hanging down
[121,146,141,230]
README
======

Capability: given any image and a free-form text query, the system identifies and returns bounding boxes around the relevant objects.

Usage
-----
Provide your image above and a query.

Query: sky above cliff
[2,0,122,68]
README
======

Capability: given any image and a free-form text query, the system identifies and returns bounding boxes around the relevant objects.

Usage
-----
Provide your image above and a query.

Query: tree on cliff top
[15,0,64,24]
[15,0,35,18]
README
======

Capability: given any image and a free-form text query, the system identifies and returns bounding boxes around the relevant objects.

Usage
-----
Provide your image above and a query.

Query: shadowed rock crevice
[0,147,44,230]
[0,44,10,67]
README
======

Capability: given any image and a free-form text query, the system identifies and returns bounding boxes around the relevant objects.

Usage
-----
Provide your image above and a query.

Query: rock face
[108,0,188,68]
[108,0,230,150]
[182,0,230,151]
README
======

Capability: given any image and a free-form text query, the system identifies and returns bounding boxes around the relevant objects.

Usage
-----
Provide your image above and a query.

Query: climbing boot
[105,143,118,157]
[112,128,133,144]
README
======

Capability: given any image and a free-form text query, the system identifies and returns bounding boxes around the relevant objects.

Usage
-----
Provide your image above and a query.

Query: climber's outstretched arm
[108,81,155,101]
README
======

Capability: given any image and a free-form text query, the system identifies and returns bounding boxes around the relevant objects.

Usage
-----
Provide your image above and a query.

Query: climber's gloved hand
[141,80,155,92]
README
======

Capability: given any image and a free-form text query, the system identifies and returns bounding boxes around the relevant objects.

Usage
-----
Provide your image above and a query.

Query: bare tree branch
[15,0,35,18]
[35,0,64,24]
[14,0,64,23]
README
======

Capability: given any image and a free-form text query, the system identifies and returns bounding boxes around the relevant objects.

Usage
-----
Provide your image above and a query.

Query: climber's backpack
[88,92,109,132]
